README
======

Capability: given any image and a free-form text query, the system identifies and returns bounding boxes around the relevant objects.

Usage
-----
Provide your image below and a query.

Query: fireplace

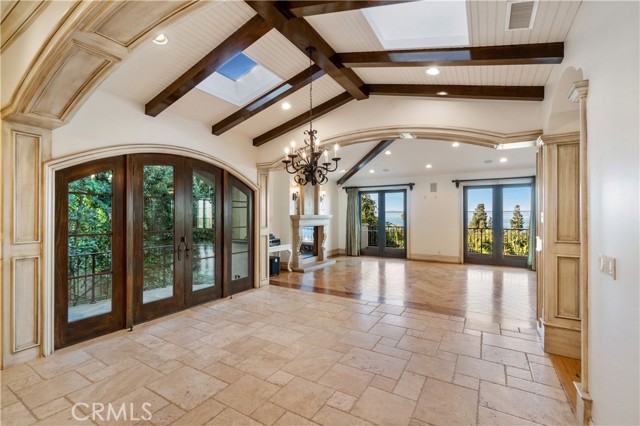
[300,226,318,258]
[290,215,335,271]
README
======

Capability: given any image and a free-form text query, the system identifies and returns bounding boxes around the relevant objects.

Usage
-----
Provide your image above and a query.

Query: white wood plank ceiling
[96,1,583,140]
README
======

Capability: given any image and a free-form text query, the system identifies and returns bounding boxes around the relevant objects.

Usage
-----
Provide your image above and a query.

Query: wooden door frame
[225,172,255,295]
[359,189,407,258]
[54,156,126,349]
[185,158,223,306]
[463,183,531,268]
[43,146,260,356]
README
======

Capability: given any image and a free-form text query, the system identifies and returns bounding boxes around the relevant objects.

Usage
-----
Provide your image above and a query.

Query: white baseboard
[409,253,461,264]
[327,248,342,257]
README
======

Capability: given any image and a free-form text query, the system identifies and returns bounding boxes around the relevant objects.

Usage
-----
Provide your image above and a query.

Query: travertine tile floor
[1,286,574,426]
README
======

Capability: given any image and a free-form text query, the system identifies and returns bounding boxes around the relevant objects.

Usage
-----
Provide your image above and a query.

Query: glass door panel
[501,185,532,267]
[360,190,407,258]
[360,193,379,253]
[231,186,249,280]
[192,171,216,289]
[464,184,531,267]
[465,187,494,260]
[142,165,176,303]
[384,192,406,255]
[186,161,223,305]
[133,155,185,323]
[68,171,114,321]
[227,175,253,295]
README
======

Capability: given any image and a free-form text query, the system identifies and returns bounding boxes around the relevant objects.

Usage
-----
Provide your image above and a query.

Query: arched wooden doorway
[54,154,254,348]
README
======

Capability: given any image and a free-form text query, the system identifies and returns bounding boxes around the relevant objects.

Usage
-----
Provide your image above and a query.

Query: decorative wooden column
[538,131,582,359]
[1,121,52,368]
[569,80,592,426]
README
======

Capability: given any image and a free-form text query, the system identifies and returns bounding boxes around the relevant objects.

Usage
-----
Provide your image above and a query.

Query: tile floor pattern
[1,286,574,426]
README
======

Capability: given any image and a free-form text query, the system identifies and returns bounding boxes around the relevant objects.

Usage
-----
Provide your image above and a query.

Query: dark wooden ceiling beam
[246,1,368,100]
[280,1,418,17]
[368,84,544,101]
[253,92,353,146]
[212,65,324,135]
[337,139,395,186]
[338,42,564,67]
[145,15,271,117]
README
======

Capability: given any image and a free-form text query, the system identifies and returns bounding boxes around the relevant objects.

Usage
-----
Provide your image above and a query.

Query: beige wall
[335,168,535,261]
[541,2,640,424]
[52,89,258,183]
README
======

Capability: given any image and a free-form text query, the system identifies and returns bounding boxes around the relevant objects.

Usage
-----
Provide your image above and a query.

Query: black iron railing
[365,224,405,249]
[466,228,529,255]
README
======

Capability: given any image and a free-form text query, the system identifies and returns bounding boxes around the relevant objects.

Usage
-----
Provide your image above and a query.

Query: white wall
[336,168,535,259]
[541,2,640,424]
[52,89,258,183]
[267,169,340,252]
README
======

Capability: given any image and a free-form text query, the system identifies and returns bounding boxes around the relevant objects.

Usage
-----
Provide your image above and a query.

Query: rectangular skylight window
[363,0,469,50]
[217,53,257,82]
[197,52,283,107]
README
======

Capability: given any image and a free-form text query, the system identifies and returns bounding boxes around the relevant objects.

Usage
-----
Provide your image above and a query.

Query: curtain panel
[345,188,361,256]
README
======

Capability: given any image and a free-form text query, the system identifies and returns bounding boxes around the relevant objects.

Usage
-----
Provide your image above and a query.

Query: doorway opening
[360,190,407,258]
[463,184,532,267]
[55,154,254,348]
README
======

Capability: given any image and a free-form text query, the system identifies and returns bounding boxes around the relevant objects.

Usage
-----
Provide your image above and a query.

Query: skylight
[363,0,469,50]
[197,53,282,107]
[217,53,257,82]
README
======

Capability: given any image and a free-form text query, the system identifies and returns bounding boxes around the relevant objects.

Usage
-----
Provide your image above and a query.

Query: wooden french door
[225,174,254,295]
[360,190,407,258]
[463,184,532,267]
[132,155,225,322]
[55,157,126,348]
[56,155,249,348]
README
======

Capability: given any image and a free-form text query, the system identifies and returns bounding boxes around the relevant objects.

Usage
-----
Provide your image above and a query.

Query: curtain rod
[452,175,535,188]
[342,183,415,191]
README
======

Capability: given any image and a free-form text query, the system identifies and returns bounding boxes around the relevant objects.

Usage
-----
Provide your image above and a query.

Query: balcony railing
[362,224,406,249]
[466,227,530,256]
[68,251,113,306]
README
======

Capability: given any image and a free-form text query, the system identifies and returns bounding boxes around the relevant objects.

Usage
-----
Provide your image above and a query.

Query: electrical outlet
[599,254,616,280]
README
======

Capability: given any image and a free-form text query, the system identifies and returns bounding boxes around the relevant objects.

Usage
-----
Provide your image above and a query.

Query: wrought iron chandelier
[283,46,340,186]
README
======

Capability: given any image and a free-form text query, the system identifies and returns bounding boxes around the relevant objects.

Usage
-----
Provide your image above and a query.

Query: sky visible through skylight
[217,53,257,82]
[467,186,532,227]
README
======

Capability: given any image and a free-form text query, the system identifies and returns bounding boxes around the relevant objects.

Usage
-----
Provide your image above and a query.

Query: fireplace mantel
[290,214,334,272]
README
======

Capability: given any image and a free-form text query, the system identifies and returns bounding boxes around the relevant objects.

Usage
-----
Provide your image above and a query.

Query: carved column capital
[568,79,589,103]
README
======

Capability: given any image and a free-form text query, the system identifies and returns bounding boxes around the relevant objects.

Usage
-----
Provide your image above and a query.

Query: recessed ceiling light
[340,169,346,173]
[153,34,168,45]
[385,150,392,155]
[452,142,460,147]
[426,67,440,76]
[281,102,291,110]
[500,157,508,163]
[369,169,375,173]
[437,91,448,96]
[425,164,433,169]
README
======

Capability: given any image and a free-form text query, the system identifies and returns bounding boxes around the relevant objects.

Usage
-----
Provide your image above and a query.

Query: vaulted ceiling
[98,0,581,147]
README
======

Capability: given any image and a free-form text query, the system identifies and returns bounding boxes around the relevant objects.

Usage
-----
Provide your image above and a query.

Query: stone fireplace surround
[290,215,335,272]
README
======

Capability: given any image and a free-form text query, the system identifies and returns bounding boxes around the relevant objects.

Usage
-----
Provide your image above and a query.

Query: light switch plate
[599,254,616,280]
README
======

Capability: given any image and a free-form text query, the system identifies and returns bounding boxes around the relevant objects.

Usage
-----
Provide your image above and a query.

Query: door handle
[177,241,185,261]
[185,243,191,259]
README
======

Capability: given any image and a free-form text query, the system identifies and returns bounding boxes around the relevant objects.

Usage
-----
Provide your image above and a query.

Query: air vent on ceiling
[506,1,537,30]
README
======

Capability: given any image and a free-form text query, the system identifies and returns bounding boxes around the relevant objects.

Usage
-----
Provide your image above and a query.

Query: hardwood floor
[270,256,537,327]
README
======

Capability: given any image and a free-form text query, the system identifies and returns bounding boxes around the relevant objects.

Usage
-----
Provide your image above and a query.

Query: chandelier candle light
[283,47,340,186]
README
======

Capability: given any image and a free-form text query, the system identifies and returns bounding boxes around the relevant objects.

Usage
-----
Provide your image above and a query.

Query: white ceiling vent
[506,1,538,30]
